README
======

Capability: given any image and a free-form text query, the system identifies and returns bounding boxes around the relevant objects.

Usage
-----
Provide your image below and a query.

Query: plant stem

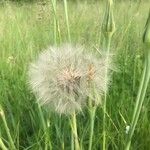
[101,0,115,148]
[103,36,111,150]
[71,130,74,150]
[0,138,8,150]
[63,0,71,42]
[51,0,61,44]
[0,109,16,150]
[38,104,52,150]
[130,62,147,126]
[125,50,150,150]
[88,106,96,150]
[52,0,57,45]
[70,112,80,150]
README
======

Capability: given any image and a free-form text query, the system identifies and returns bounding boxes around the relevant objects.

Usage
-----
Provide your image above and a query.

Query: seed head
[28,44,113,114]
[102,0,115,38]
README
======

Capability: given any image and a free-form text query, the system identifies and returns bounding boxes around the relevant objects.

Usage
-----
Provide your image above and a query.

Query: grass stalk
[0,138,8,150]
[0,108,16,150]
[51,0,61,44]
[52,0,57,45]
[63,0,71,42]
[38,104,52,150]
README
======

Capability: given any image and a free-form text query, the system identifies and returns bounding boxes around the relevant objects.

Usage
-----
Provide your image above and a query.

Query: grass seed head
[102,0,115,38]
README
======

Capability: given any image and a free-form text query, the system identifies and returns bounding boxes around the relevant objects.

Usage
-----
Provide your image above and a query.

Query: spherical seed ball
[28,44,113,114]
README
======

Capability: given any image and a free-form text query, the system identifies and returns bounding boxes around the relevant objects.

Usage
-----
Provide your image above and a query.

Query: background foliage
[0,0,150,149]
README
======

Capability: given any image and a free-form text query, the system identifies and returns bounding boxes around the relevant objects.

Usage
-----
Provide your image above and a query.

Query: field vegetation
[0,0,150,149]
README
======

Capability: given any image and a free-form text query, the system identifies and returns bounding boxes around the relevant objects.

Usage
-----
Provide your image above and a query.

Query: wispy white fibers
[28,44,113,114]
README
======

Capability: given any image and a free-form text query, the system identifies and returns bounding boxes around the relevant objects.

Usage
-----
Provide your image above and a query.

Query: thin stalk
[103,36,111,150]
[125,52,150,150]
[0,138,8,150]
[88,106,96,150]
[52,0,57,45]
[70,112,80,150]
[51,0,61,44]
[38,104,52,150]
[63,0,71,42]
[88,88,97,150]
[101,0,115,148]
[130,62,147,126]
[71,128,74,150]
[126,9,150,149]
[0,110,16,150]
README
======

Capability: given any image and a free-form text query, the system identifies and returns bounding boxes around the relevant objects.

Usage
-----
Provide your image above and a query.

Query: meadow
[0,0,150,149]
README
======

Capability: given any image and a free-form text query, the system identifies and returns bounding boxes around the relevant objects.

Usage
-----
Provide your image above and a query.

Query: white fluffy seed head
[28,44,113,114]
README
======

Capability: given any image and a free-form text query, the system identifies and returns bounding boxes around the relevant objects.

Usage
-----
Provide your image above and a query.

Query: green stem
[125,51,150,150]
[102,36,111,150]
[0,110,16,150]
[38,104,52,150]
[52,0,57,45]
[63,0,71,42]
[51,0,61,44]
[88,106,96,150]
[0,138,8,150]
[130,61,147,127]
[70,112,80,150]
[71,129,74,150]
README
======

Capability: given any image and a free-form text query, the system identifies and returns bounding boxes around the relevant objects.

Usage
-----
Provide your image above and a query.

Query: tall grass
[0,0,150,149]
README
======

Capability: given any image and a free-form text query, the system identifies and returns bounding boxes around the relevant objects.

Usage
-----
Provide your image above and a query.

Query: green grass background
[0,0,150,149]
